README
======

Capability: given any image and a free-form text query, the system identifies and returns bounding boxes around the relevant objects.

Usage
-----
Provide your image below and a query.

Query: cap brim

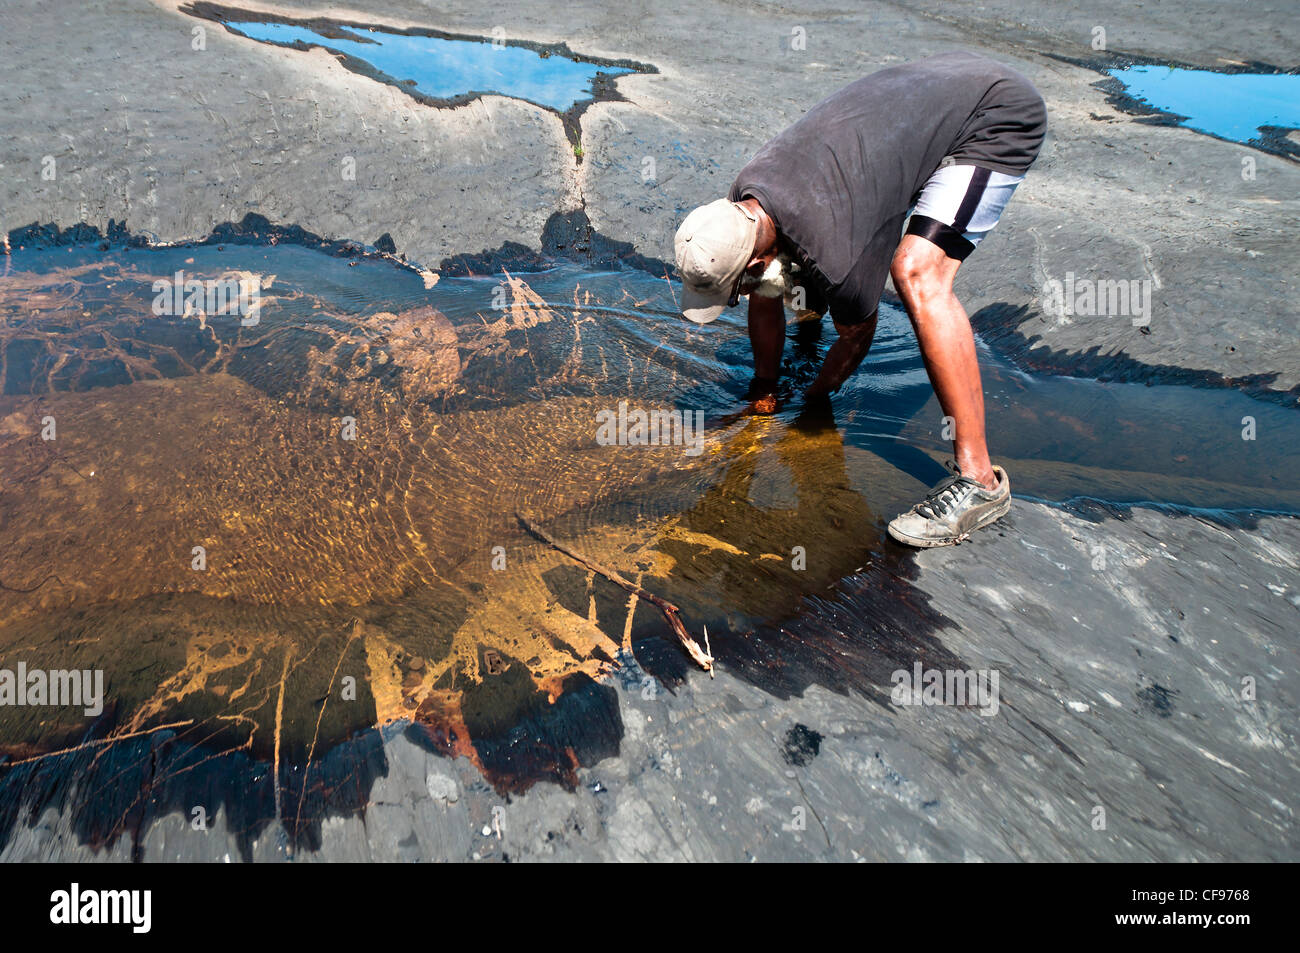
[680,284,729,325]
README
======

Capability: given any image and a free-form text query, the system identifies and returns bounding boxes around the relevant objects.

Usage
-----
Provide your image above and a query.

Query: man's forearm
[805,313,878,397]
[747,294,785,382]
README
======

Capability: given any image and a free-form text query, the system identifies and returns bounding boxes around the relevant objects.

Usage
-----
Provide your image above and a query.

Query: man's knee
[890,241,952,297]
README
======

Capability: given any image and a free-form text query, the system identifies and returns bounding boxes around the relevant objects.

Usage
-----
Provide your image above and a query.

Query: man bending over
[674,51,1047,547]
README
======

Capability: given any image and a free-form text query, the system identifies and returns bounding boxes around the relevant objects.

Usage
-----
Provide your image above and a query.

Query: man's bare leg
[890,234,996,489]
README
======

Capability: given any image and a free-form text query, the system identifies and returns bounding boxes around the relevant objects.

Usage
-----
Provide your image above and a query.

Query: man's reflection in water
[653,400,881,627]
[639,399,965,699]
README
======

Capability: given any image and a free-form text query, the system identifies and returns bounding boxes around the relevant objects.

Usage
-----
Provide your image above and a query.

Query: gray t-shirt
[729,52,1046,323]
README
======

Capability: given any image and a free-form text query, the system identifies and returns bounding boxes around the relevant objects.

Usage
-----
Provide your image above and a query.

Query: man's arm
[804,311,878,399]
[748,293,785,381]
[744,293,785,412]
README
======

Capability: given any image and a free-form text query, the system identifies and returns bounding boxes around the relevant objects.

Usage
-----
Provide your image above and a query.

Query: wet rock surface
[0,0,1297,861]
[7,500,1295,862]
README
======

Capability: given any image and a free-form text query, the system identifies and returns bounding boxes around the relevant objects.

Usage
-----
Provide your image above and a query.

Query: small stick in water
[517,513,714,673]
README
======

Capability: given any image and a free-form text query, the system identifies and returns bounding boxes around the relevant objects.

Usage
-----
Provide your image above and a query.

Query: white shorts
[906,161,1025,260]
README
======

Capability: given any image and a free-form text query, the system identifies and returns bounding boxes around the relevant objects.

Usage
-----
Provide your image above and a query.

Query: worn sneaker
[887,464,1011,547]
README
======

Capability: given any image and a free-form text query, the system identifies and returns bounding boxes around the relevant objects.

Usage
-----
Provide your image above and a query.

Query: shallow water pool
[218,17,635,114]
[1,238,1295,851]
[1106,64,1300,144]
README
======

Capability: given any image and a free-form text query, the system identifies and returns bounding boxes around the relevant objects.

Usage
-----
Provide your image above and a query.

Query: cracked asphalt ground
[1,0,1297,861]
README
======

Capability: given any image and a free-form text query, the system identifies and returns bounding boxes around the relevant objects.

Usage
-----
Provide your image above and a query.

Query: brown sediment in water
[0,362,701,755]
[0,254,752,801]
[0,369,915,776]
[0,241,973,856]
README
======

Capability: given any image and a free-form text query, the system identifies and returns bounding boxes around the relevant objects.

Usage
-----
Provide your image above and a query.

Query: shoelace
[915,474,982,519]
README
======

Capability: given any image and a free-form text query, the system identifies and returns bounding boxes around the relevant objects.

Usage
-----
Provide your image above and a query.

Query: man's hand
[746,387,779,416]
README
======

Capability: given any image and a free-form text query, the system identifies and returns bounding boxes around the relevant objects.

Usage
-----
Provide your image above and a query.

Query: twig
[662,266,678,310]
[0,719,196,767]
[517,513,714,673]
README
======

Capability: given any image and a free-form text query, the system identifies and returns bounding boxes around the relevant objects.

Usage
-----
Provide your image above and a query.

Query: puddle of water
[1,239,1296,852]
[1106,65,1300,143]
[217,17,634,114]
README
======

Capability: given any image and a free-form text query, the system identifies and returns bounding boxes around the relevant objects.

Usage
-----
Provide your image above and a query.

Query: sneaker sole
[887,496,1011,548]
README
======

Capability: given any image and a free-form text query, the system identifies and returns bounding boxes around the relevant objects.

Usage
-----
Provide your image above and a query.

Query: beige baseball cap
[673,199,758,324]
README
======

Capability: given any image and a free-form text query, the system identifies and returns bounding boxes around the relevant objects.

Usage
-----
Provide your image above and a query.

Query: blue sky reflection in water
[1106,65,1300,144]
[224,20,632,113]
